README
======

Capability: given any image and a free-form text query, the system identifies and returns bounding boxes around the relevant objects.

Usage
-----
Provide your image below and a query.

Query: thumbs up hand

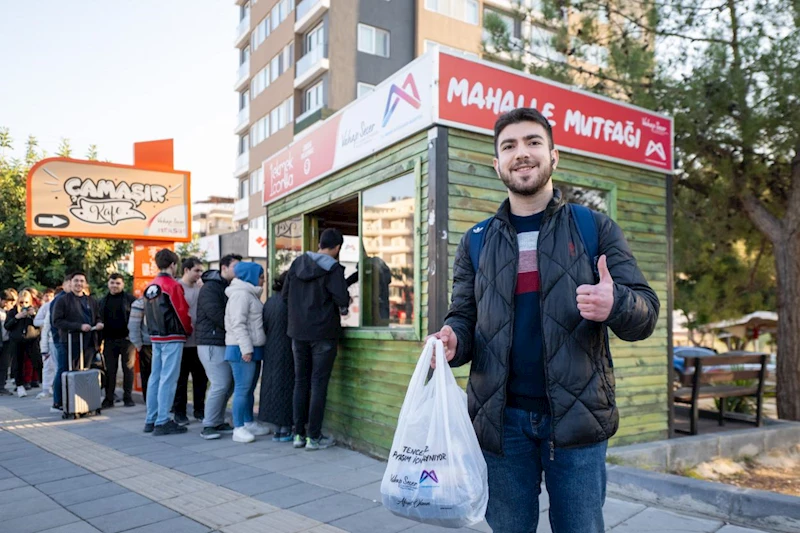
[576,255,614,322]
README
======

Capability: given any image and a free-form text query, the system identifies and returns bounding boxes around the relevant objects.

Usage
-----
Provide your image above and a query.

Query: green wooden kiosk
[261,50,674,457]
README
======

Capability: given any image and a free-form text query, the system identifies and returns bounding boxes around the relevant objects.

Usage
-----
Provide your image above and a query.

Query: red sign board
[437,54,673,173]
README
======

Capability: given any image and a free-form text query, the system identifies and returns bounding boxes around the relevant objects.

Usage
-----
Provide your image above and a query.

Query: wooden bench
[674,351,769,435]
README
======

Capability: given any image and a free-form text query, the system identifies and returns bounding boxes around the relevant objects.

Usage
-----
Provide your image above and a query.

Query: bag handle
[398,339,436,423]
[432,338,456,466]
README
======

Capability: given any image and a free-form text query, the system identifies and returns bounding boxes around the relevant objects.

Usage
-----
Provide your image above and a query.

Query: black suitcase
[62,333,102,419]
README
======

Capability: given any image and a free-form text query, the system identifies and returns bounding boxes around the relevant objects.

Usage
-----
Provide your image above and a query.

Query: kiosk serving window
[361,174,415,328]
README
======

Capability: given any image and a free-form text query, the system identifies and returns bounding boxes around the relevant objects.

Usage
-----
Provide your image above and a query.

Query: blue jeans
[484,407,607,533]
[145,342,184,426]
[229,360,260,428]
[52,343,68,407]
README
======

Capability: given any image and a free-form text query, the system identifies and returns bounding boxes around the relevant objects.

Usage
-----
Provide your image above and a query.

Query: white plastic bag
[381,338,488,528]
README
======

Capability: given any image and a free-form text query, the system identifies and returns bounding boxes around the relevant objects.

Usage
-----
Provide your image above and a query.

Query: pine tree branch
[741,193,782,243]
[606,5,732,45]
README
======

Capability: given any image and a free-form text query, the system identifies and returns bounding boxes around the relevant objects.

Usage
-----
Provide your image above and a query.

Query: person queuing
[0,289,18,396]
[98,273,137,408]
[33,288,57,399]
[224,261,270,443]
[258,271,293,441]
[4,289,41,398]
[128,296,153,403]
[172,257,207,426]
[196,254,241,440]
[142,249,193,436]
[283,228,351,451]
[51,272,104,412]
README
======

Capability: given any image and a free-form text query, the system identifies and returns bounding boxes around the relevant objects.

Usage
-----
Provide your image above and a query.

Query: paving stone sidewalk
[0,392,772,533]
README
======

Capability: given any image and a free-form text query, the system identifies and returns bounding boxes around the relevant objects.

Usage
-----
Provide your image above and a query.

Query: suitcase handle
[67,333,85,371]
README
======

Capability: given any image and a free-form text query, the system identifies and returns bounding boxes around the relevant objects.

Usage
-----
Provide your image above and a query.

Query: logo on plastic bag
[419,470,439,485]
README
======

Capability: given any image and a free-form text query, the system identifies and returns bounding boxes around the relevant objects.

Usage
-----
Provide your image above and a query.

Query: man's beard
[499,159,553,197]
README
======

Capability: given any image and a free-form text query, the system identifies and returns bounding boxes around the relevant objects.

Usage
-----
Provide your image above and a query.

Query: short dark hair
[182,257,203,272]
[493,107,554,156]
[63,273,74,283]
[155,249,179,270]
[272,270,288,293]
[2,289,17,302]
[220,254,243,268]
[319,228,344,250]
[70,271,87,281]
[43,288,55,296]
[108,273,124,282]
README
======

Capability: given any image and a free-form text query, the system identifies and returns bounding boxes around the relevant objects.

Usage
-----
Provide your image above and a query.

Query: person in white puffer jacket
[33,288,57,398]
[224,261,269,443]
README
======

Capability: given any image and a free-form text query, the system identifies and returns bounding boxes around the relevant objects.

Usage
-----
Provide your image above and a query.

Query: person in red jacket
[143,249,193,436]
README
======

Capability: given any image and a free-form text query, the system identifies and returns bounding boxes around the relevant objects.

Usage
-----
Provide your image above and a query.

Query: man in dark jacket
[51,272,104,412]
[195,253,241,440]
[143,249,193,436]
[283,228,350,450]
[430,108,660,533]
[98,273,137,408]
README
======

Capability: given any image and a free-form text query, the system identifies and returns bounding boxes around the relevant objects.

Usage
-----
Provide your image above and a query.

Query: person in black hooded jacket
[195,254,241,440]
[282,228,350,450]
[430,108,659,533]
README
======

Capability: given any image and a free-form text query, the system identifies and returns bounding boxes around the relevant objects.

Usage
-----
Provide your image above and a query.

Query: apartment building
[231,0,607,228]
[191,196,235,238]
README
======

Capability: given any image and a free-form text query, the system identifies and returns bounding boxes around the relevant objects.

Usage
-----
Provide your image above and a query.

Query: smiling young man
[98,273,137,408]
[430,108,660,533]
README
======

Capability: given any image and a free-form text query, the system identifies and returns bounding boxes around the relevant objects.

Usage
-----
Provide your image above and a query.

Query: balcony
[234,107,249,134]
[234,12,250,47]
[234,58,250,90]
[233,197,249,222]
[295,0,329,34]
[294,106,334,134]
[234,152,249,178]
[294,46,329,89]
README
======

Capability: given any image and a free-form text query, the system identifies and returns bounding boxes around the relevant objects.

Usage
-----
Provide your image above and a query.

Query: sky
[0,0,239,202]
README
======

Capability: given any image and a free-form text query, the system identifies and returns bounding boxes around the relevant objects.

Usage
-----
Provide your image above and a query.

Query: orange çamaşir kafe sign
[26,158,191,242]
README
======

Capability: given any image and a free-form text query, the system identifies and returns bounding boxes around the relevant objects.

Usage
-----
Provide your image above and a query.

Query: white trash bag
[381,338,488,528]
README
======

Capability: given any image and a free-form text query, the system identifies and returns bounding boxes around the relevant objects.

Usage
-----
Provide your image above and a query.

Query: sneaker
[214,423,234,434]
[50,404,62,413]
[244,421,271,436]
[17,386,27,398]
[174,413,190,426]
[193,410,204,422]
[143,422,155,433]
[0,388,13,396]
[293,434,306,449]
[23,383,32,390]
[232,427,255,443]
[273,431,293,442]
[35,391,51,399]
[200,427,221,440]
[306,436,335,451]
[124,399,135,407]
[153,420,188,436]
[30,381,40,388]
[101,399,114,408]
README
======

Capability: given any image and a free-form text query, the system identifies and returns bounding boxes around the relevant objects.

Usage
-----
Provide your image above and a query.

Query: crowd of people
[0,227,352,449]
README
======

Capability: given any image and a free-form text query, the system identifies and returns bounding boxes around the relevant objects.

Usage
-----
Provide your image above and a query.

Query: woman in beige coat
[225,262,269,443]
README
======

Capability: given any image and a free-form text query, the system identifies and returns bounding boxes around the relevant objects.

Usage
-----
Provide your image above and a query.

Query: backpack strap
[469,217,494,272]
[569,204,599,279]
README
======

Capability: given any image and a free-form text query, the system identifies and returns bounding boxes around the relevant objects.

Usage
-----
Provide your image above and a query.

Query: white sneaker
[36,391,51,399]
[17,386,27,398]
[232,427,255,443]
[244,421,271,436]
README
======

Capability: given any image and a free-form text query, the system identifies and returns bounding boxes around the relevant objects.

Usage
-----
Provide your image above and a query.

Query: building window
[250,113,271,148]
[251,65,270,98]
[425,0,479,26]
[238,134,249,155]
[252,14,271,50]
[304,81,324,113]
[305,23,324,54]
[357,23,390,58]
[240,45,250,64]
[361,173,416,327]
[240,1,250,21]
[240,90,249,110]
[530,25,564,62]
[239,179,250,199]
[271,0,295,32]
[423,39,480,58]
[357,82,375,98]
[483,7,521,42]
